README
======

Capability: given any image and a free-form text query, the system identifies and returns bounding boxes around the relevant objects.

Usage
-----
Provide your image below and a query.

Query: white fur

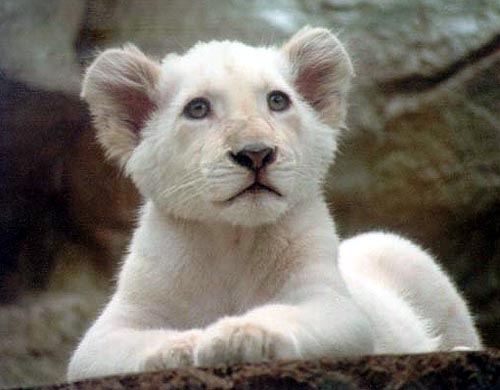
[68,27,481,381]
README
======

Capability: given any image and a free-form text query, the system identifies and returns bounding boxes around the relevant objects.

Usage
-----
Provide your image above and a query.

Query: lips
[226,181,282,202]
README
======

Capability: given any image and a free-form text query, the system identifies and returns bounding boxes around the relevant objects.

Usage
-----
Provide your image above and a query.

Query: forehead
[161,41,289,91]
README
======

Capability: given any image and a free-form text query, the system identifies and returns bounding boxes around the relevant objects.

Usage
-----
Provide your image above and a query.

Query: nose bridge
[227,117,275,153]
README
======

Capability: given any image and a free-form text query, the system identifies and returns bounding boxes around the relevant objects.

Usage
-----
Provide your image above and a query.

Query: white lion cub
[68,27,481,380]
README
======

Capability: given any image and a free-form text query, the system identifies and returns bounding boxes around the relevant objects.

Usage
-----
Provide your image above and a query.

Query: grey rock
[0,0,85,94]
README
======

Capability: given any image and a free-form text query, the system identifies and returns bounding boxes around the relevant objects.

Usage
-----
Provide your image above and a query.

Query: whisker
[174,184,211,210]
[160,171,204,198]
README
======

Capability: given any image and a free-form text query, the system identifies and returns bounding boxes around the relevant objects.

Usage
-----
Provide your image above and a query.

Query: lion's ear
[81,45,161,167]
[282,27,353,125]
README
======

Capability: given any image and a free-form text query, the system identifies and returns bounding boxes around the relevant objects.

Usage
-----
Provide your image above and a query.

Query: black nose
[230,144,276,171]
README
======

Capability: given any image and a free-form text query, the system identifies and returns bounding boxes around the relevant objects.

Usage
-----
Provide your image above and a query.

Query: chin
[216,193,289,227]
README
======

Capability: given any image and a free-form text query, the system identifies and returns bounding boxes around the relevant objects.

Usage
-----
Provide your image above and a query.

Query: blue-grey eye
[184,97,211,119]
[267,90,290,112]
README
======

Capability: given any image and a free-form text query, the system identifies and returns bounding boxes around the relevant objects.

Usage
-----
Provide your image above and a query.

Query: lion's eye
[183,98,211,119]
[267,90,290,112]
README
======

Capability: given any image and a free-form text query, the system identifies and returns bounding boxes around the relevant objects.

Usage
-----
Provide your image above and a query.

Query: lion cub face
[82,27,353,226]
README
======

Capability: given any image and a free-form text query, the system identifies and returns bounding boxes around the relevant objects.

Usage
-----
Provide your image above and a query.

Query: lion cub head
[82,27,353,226]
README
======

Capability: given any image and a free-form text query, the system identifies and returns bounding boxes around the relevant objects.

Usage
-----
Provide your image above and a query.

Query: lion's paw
[143,330,201,371]
[194,319,299,366]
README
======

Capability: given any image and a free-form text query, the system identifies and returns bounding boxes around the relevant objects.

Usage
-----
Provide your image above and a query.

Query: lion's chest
[125,210,297,329]
[161,244,287,328]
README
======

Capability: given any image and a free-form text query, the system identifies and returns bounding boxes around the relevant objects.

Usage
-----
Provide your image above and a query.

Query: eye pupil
[184,98,210,119]
[267,91,290,112]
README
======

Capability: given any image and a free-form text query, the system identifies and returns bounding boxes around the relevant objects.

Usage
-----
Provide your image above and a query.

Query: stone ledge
[17,350,500,390]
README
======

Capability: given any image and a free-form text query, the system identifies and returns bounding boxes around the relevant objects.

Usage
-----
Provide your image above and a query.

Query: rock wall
[0,0,499,388]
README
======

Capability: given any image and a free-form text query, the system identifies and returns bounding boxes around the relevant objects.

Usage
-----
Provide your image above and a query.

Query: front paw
[194,319,299,366]
[143,330,201,371]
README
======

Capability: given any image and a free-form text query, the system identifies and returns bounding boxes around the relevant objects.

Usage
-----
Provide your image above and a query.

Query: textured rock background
[14,351,500,390]
[0,0,499,388]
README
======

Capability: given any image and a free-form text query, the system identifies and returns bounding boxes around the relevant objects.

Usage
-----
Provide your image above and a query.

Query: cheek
[271,113,304,163]
[172,122,199,152]
[281,111,302,134]
[197,125,229,165]
[174,120,225,156]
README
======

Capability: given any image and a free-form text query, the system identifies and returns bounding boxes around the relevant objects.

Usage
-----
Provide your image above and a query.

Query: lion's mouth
[226,181,282,202]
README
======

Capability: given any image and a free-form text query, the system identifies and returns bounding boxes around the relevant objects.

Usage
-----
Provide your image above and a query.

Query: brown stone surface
[13,350,500,390]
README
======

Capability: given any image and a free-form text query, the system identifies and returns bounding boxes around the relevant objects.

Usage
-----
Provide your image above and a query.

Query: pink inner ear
[296,64,332,112]
[112,84,157,133]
